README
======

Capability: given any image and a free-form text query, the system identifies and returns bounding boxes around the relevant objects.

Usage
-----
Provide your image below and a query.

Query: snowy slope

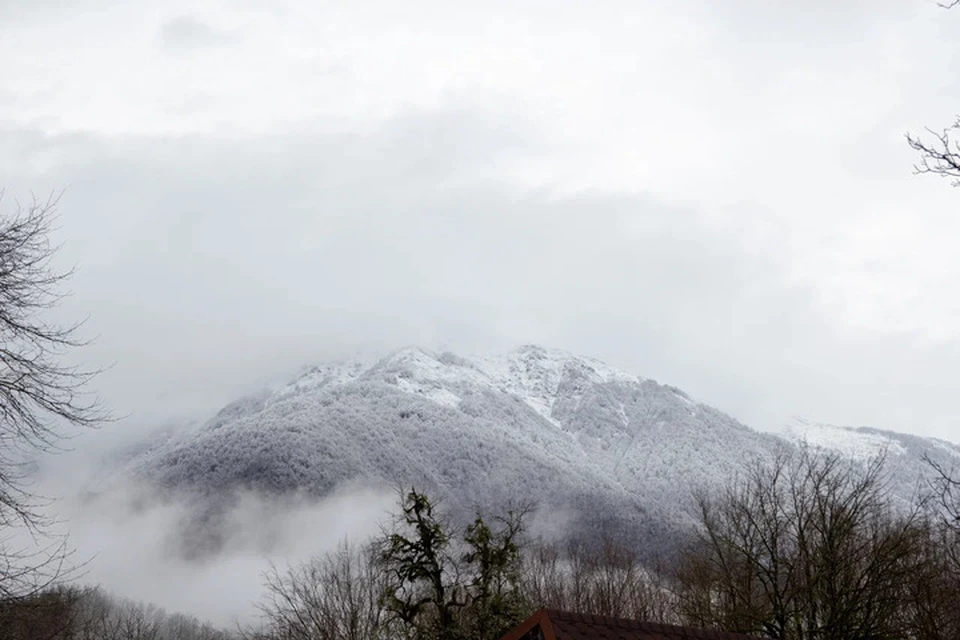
[781,418,960,505]
[781,418,960,470]
[117,346,781,553]
[116,346,957,556]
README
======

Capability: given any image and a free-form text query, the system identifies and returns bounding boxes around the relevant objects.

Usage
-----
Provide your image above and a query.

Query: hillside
[116,345,960,556]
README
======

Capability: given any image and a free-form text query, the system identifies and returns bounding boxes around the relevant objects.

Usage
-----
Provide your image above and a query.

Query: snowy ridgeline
[117,345,960,555]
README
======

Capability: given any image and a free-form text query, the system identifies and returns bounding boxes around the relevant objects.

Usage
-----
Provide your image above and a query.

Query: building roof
[499,609,765,640]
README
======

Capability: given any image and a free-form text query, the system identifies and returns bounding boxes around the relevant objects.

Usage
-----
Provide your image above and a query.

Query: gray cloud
[160,16,230,51]
[3,102,960,443]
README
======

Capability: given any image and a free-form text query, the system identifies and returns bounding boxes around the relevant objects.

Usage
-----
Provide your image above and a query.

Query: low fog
[33,436,396,627]
[29,427,580,627]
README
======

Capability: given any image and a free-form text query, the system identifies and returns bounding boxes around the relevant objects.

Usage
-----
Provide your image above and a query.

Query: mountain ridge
[115,345,960,556]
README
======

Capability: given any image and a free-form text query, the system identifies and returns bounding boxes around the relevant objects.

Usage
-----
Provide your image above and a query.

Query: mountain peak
[119,344,953,562]
[268,345,647,423]
[128,344,775,558]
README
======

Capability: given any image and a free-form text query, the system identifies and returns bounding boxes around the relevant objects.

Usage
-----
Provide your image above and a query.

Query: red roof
[500,609,765,640]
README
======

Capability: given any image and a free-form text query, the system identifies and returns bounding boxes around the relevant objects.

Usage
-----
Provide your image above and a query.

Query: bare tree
[254,541,387,640]
[907,121,960,185]
[923,453,960,536]
[0,194,104,600]
[0,584,235,640]
[0,584,83,640]
[920,452,960,637]
[907,1,960,180]
[676,448,928,640]
[902,520,960,640]
[520,537,677,625]
[252,490,531,640]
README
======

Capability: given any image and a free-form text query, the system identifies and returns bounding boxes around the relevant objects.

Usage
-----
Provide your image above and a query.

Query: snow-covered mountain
[781,418,960,506]
[115,345,960,556]
[783,418,960,462]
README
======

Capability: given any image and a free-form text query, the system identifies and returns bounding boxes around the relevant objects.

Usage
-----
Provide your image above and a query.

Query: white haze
[28,408,592,627]
[1,1,960,441]
[31,440,396,627]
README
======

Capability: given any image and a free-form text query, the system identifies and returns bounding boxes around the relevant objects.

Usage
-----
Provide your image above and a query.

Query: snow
[782,418,907,460]
[121,345,784,555]
[470,345,640,426]
[268,360,367,404]
[929,438,960,460]
[395,376,462,408]
[261,345,645,426]
[266,345,643,426]
[115,344,957,559]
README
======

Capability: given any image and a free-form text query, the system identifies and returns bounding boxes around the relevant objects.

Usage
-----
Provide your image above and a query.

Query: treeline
[250,448,960,640]
[0,585,231,640]
[3,447,959,640]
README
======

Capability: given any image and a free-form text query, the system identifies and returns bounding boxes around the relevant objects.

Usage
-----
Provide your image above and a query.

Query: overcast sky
[3,1,960,442]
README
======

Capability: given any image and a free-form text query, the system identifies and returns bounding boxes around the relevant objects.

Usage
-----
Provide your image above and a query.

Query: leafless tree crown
[908,1,960,181]
[0,193,105,599]
[907,121,960,185]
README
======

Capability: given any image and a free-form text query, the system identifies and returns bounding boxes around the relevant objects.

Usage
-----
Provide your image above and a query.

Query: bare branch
[922,452,960,532]
[906,120,960,186]
[0,192,107,599]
